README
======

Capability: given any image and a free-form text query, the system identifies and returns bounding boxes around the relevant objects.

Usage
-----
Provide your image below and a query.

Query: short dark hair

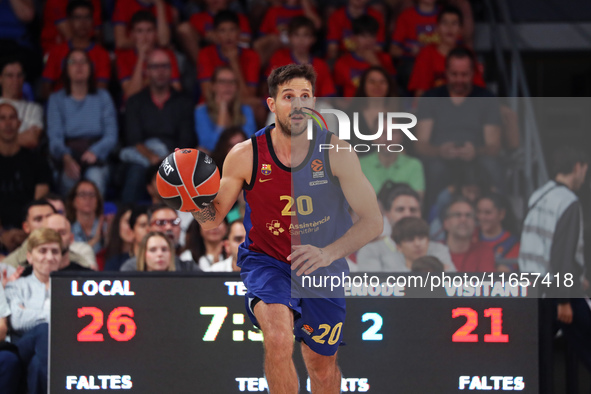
[443,196,474,220]
[23,199,56,223]
[391,217,429,244]
[129,205,149,230]
[147,203,177,222]
[62,49,97,95]
[0,56,24,75]
[130,10,156,29]
[214,10,240,29]
[446,47,476,70]
[288,16,315,36]
[352,15,379,36]
[412,256,444,273]
[438,5,463,25]
[377,181,420,212]
[268,64,316,98]
[67,0,94,17]
[552,145,590,177]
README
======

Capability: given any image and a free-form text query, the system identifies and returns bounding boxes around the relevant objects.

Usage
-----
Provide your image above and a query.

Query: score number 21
[452,307,509,343]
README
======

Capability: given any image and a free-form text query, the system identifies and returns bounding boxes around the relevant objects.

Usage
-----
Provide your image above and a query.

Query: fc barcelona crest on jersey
[261,164,272,176]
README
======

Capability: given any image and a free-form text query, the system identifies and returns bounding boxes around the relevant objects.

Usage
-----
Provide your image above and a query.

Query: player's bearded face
[278,106,310,137]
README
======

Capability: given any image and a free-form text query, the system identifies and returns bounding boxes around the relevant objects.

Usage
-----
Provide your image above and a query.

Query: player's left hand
[288,245,331,276]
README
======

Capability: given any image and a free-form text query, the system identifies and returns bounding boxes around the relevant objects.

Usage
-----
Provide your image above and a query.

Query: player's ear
[267,96,276,113]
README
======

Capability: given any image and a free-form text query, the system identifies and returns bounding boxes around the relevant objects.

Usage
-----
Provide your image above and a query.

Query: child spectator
[265,16,335,98]
[476,192,520,270]
[443,196,495,272]
[195,66,256,153]
[408,6,484,97]
[41,0,102,54]
[254,0,321,65]
[334,15,396,97]
[176,0,251,64]
[390,0,439,59]
[198,10,260,102]
[0,58,44,149]
[112,0,176,49]
[47,49,118,196]
[41,0,110,98]
[116,11,181,99]
[326,0,386,60]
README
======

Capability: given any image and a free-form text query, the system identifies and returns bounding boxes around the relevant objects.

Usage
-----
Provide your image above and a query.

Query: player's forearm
[191,204,223,229]
[324,215,382,263]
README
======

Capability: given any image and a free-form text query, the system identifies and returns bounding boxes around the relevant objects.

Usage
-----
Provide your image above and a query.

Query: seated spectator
[334,15,396,97]
[0,0,40,82]
[476,192,520,271]
[0,57,44,149]
[47,49,118,196]
[211,126,248,172]
[196,66,256,153]
[428,163,491,242]
[136,231,175,272]
[408,6,484,97]
[176,0,251,64]
[116,11,181,100]
[254,0,321,65]
[120,204,200,271]
[391,217,455,272]
[41,0,102,54]
[103,206,134,269]
[105,205,149,271]
[112,0,176,49]
[390,0,439,59]
[120,49,196,203]
[5,228,63,394]
[442,196,495,272]
[3,199,96,270]
[265,16,335,98]
[198,11,260,102]
[209,220,245,272]
[355,183,455,272]
[411,255,444,272]
[66,180,105,255]
[44,193,66,215]
[183,219,228,271]
[326,0,386,60]
[0,103,51,230]
[415,47,503,207]
[0,283,21,393]
[41,0,111,99]
[20,214,93,277]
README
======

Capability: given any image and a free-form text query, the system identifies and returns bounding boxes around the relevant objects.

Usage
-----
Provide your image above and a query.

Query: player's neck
[271,127,309,168]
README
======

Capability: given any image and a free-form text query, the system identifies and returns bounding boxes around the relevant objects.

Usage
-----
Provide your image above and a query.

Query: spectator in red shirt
[116,11,181,99]
[443,196,495,272]
[198,10,260,103]
[390,0,439,59]
[334,15,396,97]
[40,0,102,54]
[326,0,386,61]
[476,192,520,271]
[176,0,251,65]
[253,0,321,65]
[41,0,110,100]
[408,6,484,97]
[265,16,335,98]
[112,0,176,49]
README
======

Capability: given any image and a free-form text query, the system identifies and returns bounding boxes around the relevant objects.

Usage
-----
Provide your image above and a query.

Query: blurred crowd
[0,0,589,393]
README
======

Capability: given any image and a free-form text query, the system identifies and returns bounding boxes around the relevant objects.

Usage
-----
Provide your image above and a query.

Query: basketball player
[192,64,382,393]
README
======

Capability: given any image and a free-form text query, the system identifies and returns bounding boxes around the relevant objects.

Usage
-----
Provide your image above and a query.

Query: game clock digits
[50,272,539,393]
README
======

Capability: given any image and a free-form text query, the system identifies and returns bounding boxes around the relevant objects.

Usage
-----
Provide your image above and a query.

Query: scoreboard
[50,272,539,393]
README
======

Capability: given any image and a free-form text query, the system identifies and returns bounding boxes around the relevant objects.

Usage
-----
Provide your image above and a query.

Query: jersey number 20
[280,195,313,216]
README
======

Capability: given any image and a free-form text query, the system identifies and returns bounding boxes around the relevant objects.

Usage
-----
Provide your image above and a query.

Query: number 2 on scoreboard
[452,307,509,343]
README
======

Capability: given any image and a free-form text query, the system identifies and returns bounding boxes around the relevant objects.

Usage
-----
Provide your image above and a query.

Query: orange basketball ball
[156,149,220,212]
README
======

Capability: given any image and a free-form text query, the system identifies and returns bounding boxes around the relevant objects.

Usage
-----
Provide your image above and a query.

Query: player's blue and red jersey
[242,124,353,264]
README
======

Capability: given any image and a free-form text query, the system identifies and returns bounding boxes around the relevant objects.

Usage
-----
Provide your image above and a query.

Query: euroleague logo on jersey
[303,107,417,153]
